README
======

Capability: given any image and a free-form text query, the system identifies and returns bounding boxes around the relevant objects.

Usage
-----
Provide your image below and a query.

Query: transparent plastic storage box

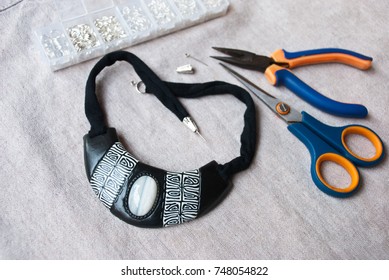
[35,0,230,71]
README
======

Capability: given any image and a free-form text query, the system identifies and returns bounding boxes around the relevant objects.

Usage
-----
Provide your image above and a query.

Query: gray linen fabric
[0,0,388,259]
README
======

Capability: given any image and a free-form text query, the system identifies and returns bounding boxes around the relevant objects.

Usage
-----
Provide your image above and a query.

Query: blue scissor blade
[219,63,302,123]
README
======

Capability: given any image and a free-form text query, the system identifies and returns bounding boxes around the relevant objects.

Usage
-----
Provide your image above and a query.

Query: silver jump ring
[135,81,147,94]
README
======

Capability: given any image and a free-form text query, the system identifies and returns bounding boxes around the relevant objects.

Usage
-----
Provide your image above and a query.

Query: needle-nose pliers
[211,47,373,118]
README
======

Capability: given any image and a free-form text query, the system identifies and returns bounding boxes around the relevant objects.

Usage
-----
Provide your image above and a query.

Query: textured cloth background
[0,0,388,259]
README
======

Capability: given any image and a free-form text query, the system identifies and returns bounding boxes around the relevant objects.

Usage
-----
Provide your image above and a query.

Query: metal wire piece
[185,53,208,66]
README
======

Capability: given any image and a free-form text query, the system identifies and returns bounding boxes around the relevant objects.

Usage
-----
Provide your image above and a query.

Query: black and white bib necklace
[84,51,257,228]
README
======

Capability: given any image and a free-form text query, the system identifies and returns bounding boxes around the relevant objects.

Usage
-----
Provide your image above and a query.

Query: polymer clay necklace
[84,51,257,228]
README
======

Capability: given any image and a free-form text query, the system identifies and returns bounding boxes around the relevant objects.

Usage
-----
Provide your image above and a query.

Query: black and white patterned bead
[163,169,201,227]
[90,142,138,208]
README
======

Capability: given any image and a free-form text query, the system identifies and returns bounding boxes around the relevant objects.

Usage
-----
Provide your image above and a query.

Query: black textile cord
[160,81,257,179]
[85,51,257,179]
[86,51,189,136]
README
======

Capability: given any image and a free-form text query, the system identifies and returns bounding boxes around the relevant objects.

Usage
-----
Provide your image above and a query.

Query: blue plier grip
[264,48,372,118]
[266,65,368,118]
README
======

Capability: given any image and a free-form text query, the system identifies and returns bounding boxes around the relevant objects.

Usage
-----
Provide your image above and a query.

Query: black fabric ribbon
[85,51,257,180]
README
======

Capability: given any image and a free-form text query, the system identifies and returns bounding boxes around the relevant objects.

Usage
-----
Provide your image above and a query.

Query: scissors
[211,47,373,118]
[220,63,384,197]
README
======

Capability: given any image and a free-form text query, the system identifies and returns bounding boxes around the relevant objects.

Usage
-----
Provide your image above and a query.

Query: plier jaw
[211,47,280,72]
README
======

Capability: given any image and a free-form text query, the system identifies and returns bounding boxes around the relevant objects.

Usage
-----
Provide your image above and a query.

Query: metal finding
[183,117,206,141]
[176,64,194,74]
[131,81,147,94]
[121,6,152,34]
[147,0,175,25]
[67,24,99,52]
[94,15,127,42]
[173,0,199,16]
[203,0,223,8]
[185,53,208,66]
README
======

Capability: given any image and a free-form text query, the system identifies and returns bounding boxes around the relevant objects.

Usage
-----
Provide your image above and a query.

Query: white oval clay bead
[128,176,158,216]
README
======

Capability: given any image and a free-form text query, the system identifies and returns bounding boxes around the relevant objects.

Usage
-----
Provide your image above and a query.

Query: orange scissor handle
[288,112,384,197]
[288,120,361,197]
[315,153,360,195]
[341,126,384,164]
